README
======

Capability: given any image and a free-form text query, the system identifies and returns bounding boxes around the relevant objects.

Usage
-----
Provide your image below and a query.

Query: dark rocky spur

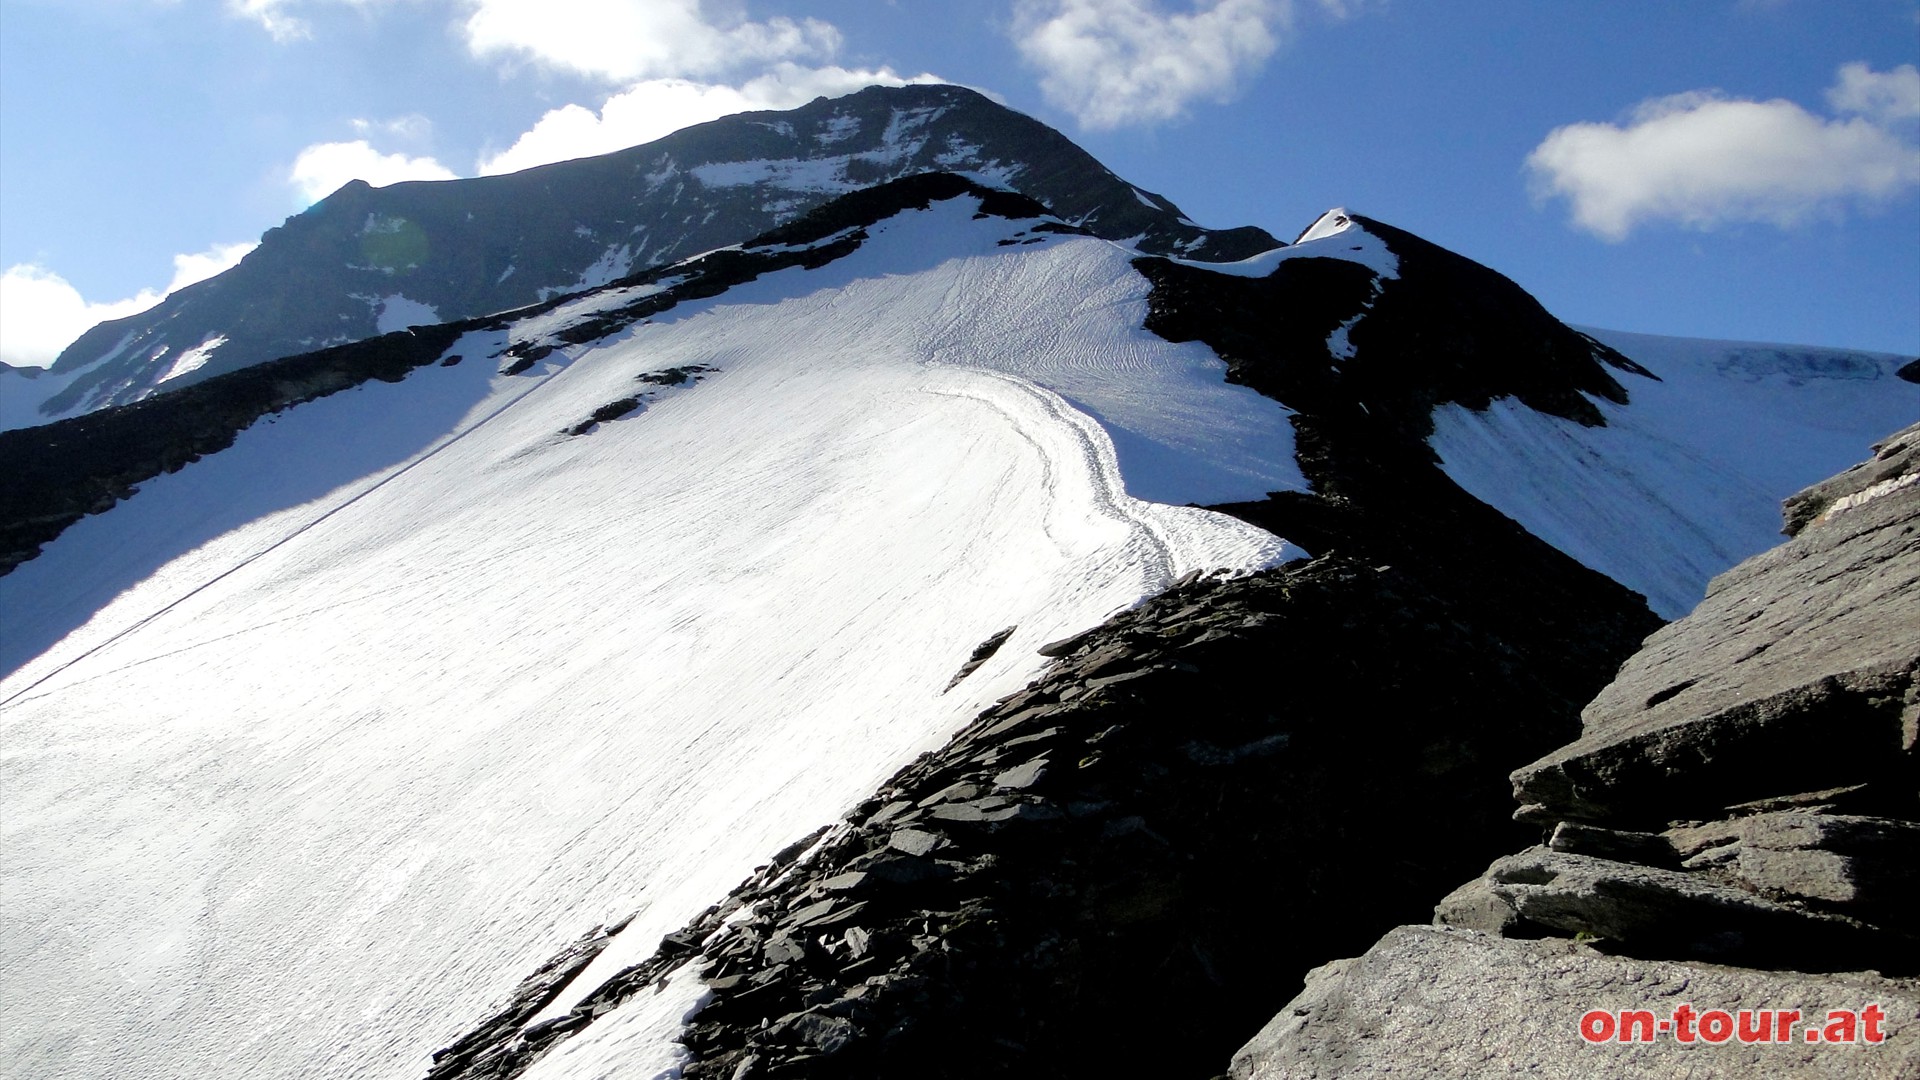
[429,524,1654,1079]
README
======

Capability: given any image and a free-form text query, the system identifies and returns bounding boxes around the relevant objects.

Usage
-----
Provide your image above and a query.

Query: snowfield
[1429,328,1920,617]
[0,199,1301,1080]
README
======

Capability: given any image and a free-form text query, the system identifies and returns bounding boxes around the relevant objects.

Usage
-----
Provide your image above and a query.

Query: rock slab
[1230,925,1920,1080]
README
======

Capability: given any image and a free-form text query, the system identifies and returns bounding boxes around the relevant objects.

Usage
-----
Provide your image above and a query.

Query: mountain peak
[1294,207,1358,244]
[12,85,1277,428]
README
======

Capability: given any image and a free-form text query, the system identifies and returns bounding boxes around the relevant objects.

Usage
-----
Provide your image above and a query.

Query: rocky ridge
[428,540,1654,1079]
[1231,422,1920,1078]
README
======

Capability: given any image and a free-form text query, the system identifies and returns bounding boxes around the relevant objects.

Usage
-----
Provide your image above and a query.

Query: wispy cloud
[351,113,437,143]
[1010,0,1354,129]
[227,0,320,42]
[1,242,257,369]
[1527,63,1920,241]
[230,0,841,82]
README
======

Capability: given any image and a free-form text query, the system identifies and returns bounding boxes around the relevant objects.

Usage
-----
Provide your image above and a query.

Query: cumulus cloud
[461,0,838,82]
[1011,0,1350,129]
[1827,61,1920,124]
[289,140,459,203]
[0,242,258,369]
[1527,63,1920,241]
[479,64,945,175]
[233,1,837,83]
[162,241,260,293]
[248,2,933,183]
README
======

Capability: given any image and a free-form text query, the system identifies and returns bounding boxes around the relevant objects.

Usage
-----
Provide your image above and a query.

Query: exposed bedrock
[1231,925,1920,1080]
[1234,422,1920,1079]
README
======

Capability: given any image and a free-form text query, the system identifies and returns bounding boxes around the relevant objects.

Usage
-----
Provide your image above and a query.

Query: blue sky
[3,0,1917,368]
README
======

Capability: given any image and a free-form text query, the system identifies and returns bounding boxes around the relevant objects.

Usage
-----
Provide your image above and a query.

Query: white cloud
[289,140,459,203]
[0,242,258,369]
[229,0,838,83]
[1527,64,1920,241]
[351,113,436,143]
[1827,61,1920,124]
[228,0,316,42]
[1010,0,1351,129]
[460,0,839,83]
[166,241,259,293]
[478,64,945,175]
[0,268,159,369]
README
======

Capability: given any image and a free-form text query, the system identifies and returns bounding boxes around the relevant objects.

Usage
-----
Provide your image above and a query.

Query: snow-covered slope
[1429,328,1920,617]
[0,194,1298,1080]
[10,84,1275,430]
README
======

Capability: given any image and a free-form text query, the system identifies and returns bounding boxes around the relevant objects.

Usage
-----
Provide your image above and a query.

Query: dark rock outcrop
[1134,213,1650,444]
[426,919,631,1078]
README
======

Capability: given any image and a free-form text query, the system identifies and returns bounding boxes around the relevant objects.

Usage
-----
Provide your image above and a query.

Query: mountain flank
[17,84,1271,424]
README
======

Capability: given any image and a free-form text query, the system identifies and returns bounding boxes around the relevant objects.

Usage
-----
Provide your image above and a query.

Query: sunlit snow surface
[154,334,228,385]
[0,200,1303,1080]
[1429,328,1920,618]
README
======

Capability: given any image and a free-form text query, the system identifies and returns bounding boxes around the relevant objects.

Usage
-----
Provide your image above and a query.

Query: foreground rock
[1234,423,1920,1078]
[1232,925,1920,1080]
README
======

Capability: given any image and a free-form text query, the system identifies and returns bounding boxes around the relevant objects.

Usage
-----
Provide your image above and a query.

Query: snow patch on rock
[156,334,228,384]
